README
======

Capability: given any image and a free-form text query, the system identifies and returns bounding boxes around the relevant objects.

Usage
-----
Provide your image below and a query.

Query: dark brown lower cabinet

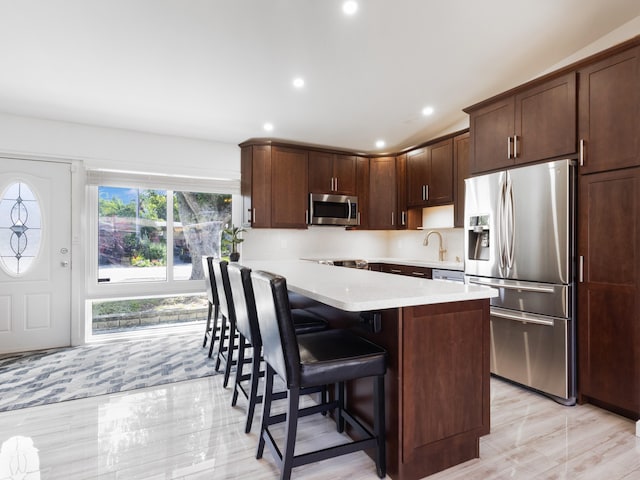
[578,167,640,419]
[347,300,490,480]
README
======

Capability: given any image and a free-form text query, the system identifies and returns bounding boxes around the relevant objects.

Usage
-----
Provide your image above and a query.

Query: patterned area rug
[0,331,218,412]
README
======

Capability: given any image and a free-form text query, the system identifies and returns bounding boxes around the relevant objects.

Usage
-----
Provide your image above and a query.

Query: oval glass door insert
[0,181,42,275]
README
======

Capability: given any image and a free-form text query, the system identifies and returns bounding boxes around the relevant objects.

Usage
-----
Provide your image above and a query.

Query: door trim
[0,152,85,347]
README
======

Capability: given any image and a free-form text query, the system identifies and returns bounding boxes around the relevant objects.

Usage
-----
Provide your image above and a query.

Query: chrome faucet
[423,230,447,262]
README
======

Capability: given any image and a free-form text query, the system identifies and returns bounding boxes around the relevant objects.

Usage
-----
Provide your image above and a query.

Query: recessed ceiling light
[375,140,385,148]
[263,123,274,132]
[293,77,305,88]
[343,1,358,15]
[422,106,435,116]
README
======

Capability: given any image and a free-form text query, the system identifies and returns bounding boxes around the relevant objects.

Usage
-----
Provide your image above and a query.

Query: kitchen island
[242,260,497,480]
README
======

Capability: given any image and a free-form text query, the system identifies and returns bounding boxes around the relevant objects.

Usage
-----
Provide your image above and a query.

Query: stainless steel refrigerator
[464,159,576,405]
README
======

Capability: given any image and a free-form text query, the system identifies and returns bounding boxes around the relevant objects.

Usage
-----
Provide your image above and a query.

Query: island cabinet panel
[271,146,309,228]
[578,167,640,419]
[347,300,490,480]
[578,46,640,175]
[308,151,357,195]
[468,72,576,174]
[369,156,398,229]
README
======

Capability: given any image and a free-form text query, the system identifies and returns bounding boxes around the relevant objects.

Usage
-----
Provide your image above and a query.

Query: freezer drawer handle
[491,309,555,326]
[468,278,555,293]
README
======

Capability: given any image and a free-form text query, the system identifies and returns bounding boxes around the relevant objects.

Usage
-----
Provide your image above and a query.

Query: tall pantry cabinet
[577,44,640,419]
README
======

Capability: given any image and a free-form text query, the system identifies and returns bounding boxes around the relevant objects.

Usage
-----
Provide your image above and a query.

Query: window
[97,188,232,284]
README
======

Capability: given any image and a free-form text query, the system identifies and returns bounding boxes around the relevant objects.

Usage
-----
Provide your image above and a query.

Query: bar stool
[251,270,387,480]
[227,263,329,433]
[211,259,241,387]
[202,256,221,358]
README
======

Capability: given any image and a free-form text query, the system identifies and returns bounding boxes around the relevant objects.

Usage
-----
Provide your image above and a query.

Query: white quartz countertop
[241,260,496,312]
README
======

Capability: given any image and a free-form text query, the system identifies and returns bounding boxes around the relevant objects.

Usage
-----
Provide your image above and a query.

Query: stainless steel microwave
[309,193,359,226]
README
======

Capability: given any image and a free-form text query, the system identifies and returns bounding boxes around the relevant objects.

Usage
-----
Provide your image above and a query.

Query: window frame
[86,170,240,302]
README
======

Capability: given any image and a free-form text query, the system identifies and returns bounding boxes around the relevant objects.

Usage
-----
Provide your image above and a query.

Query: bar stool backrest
[251,270,301,389]
[202,256,218,307]
[227,263,261,346]
[211,260,232,321]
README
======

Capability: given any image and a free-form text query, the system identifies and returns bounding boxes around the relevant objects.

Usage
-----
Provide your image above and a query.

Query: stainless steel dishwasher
[432,268,465,283]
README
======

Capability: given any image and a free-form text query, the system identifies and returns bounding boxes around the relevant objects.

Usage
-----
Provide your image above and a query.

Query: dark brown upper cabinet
[308,151,357,195]
[578,46,640,175]
[396,153,408,229]
[467,72,577,174]
[368,156,397,229]
[271,147,309,228]
[406,138,454,207]
[453,132,470,228]
[240,144,309,229]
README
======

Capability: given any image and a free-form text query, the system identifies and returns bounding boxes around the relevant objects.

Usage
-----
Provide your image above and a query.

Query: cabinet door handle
[513,135,518,158]
[305,209,309,224]
[391,211,395,226]
[422,185,426,201]
[579,139,585,167]
[579,256,584,282]
[335,177,338,192]
[253,208,256,224]
[411,271,425,276]
[401,211,406,226]
[507,136,512,159]
[425,184,429,201]
[390,269,403,274]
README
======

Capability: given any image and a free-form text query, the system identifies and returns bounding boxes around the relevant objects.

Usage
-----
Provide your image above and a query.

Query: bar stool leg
[214,314,227,372]
[375,375,386,479]
[281,387,300,480]
[208,304,220,358]
[231,334,247,406]
[257,365,275,460]
[203,302,212,347]
[245,346,261,433]
[222,322,237,388]
[336,381,345,433]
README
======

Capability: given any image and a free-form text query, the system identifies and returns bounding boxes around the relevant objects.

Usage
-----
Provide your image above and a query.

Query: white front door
[0,158,71,354]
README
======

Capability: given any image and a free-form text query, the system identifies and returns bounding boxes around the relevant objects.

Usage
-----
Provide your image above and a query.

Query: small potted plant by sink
[222,225,246,262]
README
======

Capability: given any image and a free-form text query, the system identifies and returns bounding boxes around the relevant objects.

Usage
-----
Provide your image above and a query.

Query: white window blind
[86,169,240,195]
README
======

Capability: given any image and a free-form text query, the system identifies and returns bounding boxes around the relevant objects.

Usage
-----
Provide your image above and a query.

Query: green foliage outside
[99,188,232,279]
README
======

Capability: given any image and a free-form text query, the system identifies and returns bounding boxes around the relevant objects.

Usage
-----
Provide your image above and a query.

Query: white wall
[241,225,465,265]
[242,227,389,261]
[0,112,239,179]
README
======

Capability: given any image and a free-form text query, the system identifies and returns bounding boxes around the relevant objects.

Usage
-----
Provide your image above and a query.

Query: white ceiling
[0,1,639,154]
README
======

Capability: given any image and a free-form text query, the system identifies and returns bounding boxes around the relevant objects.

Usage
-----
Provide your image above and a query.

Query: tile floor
[0,374,638,479]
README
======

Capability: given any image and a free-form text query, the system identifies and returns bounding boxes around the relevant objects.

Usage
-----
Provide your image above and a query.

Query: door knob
[61,261,69,267]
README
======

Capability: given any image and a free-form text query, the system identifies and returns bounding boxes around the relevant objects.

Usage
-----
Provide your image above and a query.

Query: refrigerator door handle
[468,277,556,293]
[497,176,506,272]
[491,307,555,327]
[505,172,515,271]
